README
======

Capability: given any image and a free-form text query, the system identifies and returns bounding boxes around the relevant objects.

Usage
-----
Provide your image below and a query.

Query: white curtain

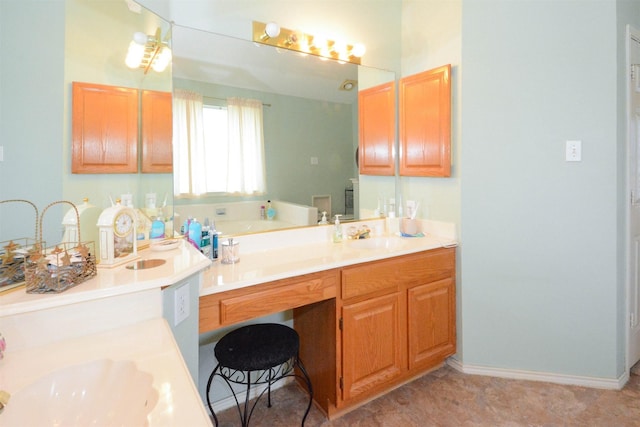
[173,92,266,196]
[173,89,206,195]
[225,97,266,194]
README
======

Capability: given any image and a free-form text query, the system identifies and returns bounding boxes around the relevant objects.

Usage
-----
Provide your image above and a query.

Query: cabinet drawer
[342,260,399,300]
[220,272,337,325]
[398,248,455,288]
[341,248,454,300]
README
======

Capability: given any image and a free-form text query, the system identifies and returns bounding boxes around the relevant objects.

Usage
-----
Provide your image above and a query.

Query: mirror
[170,25,395,235]
[61,0,395,239]
[62,0,173,221]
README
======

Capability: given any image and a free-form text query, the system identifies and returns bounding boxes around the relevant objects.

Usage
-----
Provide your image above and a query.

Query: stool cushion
[215,323,300,371]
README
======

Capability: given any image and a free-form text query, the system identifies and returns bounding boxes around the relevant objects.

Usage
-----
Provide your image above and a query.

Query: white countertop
[202,219,457,296]
[0,239,211,317]
[0,240,213,426]
[0,317,211,426]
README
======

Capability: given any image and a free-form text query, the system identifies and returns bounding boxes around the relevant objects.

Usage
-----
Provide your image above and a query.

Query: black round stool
[206,323,313,426]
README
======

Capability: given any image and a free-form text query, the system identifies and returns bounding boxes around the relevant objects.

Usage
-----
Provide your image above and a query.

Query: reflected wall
[62,0,173,217]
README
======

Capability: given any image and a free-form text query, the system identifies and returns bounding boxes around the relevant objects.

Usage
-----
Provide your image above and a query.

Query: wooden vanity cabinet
[199,248,455,419]
[337,247,456,408]
[141,90,173,173]
[72,82,138,173]
[399,64,451,177]
[358,81,396,176]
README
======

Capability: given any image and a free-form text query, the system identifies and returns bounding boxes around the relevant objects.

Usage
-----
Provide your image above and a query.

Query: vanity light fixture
[252,21,365,65]
[125,27,172,74]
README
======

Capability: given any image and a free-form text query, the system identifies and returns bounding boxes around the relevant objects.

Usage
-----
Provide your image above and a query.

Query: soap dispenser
[333,214,343,243]
[318,211,329,225]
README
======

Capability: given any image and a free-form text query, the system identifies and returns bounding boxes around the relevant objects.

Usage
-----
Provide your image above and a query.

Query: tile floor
[211,365,640,426]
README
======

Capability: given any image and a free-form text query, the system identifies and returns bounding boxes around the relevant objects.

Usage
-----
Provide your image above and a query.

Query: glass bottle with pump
[333,214,343,242]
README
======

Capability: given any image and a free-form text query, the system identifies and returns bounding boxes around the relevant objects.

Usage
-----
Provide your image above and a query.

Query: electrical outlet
[174,284,190,326]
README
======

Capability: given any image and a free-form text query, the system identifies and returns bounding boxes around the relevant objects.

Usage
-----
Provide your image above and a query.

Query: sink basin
[2,359,158,426]
[347,236,408,250]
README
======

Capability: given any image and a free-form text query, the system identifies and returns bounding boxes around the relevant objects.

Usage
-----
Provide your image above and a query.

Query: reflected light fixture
[125,27,172,74]
[252,21,365,65]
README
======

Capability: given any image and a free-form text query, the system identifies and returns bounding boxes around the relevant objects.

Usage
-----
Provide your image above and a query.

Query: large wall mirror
[170,24,395,234]
[64,0,394,238]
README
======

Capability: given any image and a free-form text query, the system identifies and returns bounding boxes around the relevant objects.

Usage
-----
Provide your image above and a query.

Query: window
[173,91,266,196]
[202,106,228,193]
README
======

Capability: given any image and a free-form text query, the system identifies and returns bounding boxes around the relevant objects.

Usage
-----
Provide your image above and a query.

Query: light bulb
[310,34,327,49]
[152,46,172,72]
[351,43,366,58]
[133,31,148,45]
[332,40,347,55]
[125,40,145,68]
[264,22,280,38]
[298,35,311,53]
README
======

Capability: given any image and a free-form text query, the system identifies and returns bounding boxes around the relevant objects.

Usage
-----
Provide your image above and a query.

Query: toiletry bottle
[200,217,211,255]
[318,211,329,225]
[188,218,202,248]
[149,216,165,239]
[333,214,343,243]
[267,200,276,220]
[260,205,266,220]
[182,216,192,235]
[209,221,219,260]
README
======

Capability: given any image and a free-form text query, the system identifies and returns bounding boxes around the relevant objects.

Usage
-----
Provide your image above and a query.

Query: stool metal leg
[267,367,273,408]
[206,364,221,427]
[242,373,253,427]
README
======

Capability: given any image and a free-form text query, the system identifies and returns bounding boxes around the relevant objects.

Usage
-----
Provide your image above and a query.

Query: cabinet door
[141,90,173,173]
[407,277,456,370]
[72,82,138,174]
[341,292,404,401]
[399,64,451,177]
[358,81,396,176]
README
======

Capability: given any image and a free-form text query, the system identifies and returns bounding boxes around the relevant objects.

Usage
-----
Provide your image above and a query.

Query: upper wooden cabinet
[72,82,138,174]
[141,90,173,173]
[399,64,451,177]
[358,81,396,176]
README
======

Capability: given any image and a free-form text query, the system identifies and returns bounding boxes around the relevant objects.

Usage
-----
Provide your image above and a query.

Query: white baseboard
[446,358,629,390]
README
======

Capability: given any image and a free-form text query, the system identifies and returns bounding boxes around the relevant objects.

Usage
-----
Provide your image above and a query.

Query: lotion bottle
[333,214,343,243]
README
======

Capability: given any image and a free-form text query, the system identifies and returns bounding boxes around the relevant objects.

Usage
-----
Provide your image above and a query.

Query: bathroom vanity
[199,219,457,418]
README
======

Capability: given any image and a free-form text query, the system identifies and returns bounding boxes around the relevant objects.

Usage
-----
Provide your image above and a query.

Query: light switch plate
[566,140,582,162]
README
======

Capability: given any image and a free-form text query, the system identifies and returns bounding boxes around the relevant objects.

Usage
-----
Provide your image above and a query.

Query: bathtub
[173,200,317,236]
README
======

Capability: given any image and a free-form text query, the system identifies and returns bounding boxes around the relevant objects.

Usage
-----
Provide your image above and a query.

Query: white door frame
[626,24,640,374]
